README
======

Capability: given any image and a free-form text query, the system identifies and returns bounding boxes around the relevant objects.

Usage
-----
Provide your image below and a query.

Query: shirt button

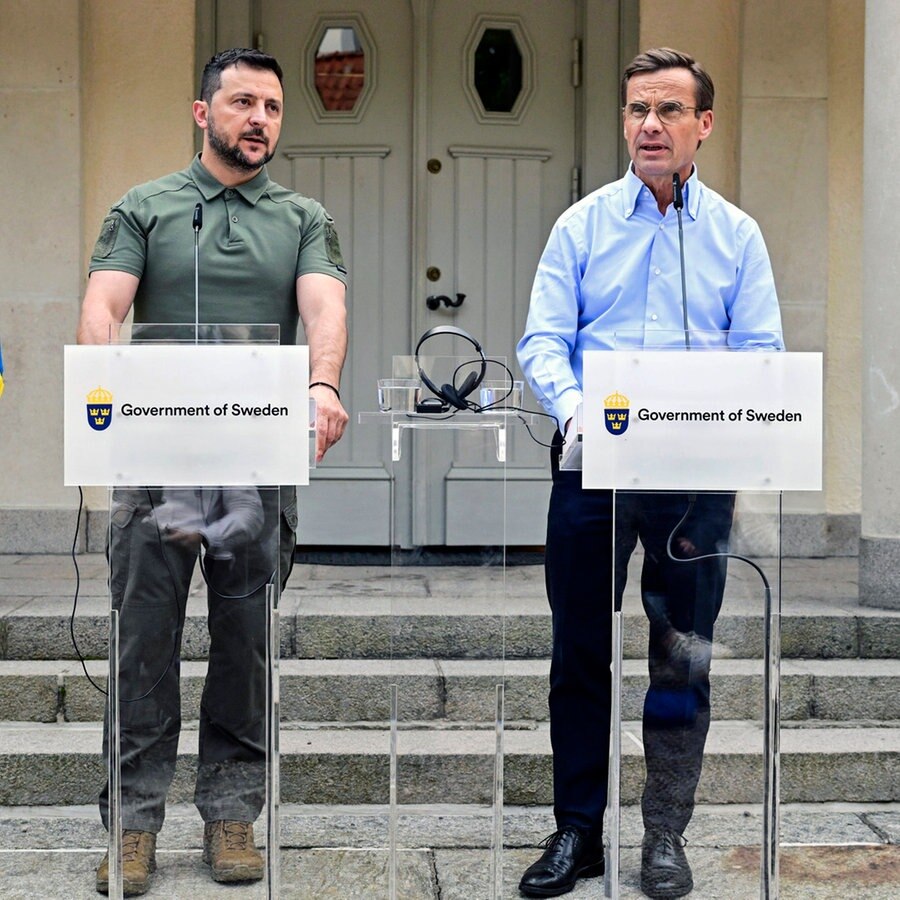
[659,222,665,230]
[650,314,659,321]
[231,216,238,223]
[654,267,661,275]
[225,189,234,197]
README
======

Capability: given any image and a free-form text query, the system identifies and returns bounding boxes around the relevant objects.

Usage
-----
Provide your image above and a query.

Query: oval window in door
[474,28,522,113]
[463,15,535,124]
[315,27,365,112]
[302,14,376,123]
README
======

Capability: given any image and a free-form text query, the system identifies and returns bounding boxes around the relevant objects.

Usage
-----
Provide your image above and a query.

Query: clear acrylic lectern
[93,324,311,899]
[360,354,540,898]
[570,331,822,900]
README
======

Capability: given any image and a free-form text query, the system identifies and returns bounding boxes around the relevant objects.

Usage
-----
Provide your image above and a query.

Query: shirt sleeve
[296,203,349,285]
[88,192,147,279]
[516,217,585,432]
[727,218,784,350]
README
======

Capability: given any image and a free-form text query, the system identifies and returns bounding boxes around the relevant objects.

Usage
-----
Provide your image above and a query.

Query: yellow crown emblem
[87,385,113,404]
[85,385,114,430]
[604,391,629,409]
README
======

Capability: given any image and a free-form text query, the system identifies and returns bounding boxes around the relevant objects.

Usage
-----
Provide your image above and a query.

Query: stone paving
[0,804,899,898]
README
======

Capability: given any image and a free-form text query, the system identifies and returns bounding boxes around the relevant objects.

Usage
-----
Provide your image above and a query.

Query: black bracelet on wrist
[309,381,341,401]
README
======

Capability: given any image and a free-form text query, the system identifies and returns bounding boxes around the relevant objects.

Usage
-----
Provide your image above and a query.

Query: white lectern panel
[582,351,822,491]
[64,344,310,486]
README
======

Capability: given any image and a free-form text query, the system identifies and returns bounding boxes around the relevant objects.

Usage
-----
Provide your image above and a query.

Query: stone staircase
[0,553,898,816]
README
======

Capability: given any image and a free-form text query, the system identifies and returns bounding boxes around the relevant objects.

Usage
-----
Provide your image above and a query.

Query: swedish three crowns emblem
[604,391,629,436]
[86,386,113,431]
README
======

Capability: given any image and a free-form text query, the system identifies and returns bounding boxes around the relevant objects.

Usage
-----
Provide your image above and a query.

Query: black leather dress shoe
[518,826,604,897]
[641,827,693,898]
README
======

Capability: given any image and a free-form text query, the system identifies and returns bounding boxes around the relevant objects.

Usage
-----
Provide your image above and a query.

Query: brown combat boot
[202,820,264,883]
[96,830,157,895]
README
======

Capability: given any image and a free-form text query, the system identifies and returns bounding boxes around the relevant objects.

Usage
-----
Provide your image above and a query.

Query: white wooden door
[214,0,577,546]
[415,1,576,545]
[261,0,414,545]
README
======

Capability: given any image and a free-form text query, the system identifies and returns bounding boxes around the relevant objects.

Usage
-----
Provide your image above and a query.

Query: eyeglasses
[622,101,703,125]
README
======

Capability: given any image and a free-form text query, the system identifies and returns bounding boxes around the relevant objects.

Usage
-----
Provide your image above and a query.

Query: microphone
[672,171,684,211]
[673,173,690,349]
[193,203,203,342]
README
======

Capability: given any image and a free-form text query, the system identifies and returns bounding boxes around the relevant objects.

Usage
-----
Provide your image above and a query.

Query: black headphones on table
[414,325,487,411]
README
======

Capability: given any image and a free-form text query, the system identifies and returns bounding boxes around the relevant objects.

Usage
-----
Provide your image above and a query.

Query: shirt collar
[190,153,271,205]
[683,166,701,220]
[622,164,701,220]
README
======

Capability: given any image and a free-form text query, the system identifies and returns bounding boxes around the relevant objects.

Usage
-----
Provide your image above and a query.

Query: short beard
[207,117,275,172]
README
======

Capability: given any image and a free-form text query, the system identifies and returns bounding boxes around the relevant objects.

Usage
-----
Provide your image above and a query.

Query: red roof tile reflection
[315,51,365,111]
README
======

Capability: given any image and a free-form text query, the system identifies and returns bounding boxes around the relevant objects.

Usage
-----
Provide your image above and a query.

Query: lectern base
[605,490,782,900]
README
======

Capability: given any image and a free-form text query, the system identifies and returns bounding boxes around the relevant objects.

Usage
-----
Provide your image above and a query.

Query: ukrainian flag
[0,341,4,398]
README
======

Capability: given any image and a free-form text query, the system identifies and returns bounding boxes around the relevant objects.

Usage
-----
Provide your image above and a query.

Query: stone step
[3,592,898,662]
[3,555,895,661]
[4,659,900,725]
[0,721,897,807]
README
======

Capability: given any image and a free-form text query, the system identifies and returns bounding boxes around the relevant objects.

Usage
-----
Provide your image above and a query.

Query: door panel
[262,0,413,545]
[219,0,576,546]
[420,2,576,544]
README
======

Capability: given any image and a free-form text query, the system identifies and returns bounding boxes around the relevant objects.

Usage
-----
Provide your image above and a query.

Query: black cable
[404,406,459,421]
[69,487,108,695]
[147,489,276,602]
[73,487,276,699]
[437,357,563,449]
[198,551,275,600]
[665,495,771,593]
[70,489,192,701]
[70,489,187,701]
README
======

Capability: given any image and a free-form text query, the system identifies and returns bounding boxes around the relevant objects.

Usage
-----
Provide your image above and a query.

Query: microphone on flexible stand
[673,172,690,350]
[193,203,203,343]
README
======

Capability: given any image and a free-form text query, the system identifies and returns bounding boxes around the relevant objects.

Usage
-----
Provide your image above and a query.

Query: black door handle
[426,293,466,310]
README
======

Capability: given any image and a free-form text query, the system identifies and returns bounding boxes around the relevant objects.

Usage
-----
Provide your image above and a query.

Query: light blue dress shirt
[517,167,783,432]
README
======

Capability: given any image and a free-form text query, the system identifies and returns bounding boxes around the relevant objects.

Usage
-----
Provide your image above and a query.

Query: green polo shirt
[89,154,347,345]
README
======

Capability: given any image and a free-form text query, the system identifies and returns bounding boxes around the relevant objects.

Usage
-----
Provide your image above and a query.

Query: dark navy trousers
[545,448,734,834]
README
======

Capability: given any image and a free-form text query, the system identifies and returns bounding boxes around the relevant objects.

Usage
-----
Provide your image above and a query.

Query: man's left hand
[310,383,348,461]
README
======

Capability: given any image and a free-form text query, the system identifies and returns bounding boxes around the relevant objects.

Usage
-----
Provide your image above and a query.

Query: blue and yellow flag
[0,340,4,398]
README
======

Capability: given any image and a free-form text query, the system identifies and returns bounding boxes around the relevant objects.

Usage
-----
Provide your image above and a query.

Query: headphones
[414,325,487,411]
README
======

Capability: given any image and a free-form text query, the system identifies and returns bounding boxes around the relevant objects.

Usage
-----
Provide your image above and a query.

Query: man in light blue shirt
[517,48,782,899]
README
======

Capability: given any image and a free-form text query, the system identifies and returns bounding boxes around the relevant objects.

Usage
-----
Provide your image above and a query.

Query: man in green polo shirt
[77,48,349,895]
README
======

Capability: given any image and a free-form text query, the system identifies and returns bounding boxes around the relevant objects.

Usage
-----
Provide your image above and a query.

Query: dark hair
[200,48,284,103]
[621,47,714,112]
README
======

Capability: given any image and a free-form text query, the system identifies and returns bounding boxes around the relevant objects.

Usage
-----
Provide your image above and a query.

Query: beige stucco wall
[741,0,829,357]
[638,0,742,202]
[0,1,82,511]
[742,0,829,521]
[826,0,863,515]
[78,0,195,513]
[641,0,862,522]
[0,0,193,527]
[861,0,900,538]
[81,0,195,267]
[744,0,862,519]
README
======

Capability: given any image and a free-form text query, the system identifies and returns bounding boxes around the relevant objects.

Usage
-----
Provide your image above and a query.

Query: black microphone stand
[193,203,203,343]
[673,172,690,350]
